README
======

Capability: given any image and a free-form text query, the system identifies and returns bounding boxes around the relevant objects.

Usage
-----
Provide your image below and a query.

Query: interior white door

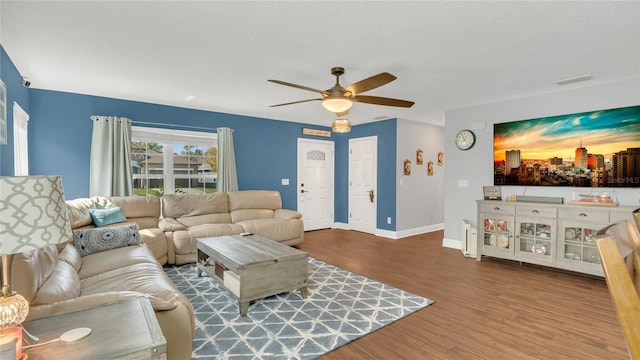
[348,136,377,234]
[297,138,334,231]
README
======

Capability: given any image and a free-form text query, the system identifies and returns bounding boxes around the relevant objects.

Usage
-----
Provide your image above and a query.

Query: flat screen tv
[493,105,640,188]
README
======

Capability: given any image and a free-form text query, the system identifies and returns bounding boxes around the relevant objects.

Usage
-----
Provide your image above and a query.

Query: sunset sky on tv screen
[494,106,640,161]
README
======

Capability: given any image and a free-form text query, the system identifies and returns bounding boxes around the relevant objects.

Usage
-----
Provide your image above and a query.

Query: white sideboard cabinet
[476,200,637,276]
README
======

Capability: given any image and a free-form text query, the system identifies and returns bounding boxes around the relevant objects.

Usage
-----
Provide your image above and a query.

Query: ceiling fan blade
[268,80,327,95]
[344,72,397,95]
[269,98,322,107]
[353,95,415,108]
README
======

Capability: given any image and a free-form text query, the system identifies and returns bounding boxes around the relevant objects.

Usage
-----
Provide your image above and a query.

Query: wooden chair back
[596,219,640,359]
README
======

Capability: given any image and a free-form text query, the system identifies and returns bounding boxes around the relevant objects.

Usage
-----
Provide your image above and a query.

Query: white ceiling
[1,1,639,128]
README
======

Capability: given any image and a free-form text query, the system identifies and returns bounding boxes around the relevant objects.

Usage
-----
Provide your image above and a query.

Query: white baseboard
[330,222,444,240]
[332,222,349,230]
[376,229,396,239]
[330,223,465,251]
[395,223,444,239]
[442,237,462,250]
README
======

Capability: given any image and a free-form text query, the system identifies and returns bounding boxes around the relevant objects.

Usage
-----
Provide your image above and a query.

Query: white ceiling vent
[555,74,593,85]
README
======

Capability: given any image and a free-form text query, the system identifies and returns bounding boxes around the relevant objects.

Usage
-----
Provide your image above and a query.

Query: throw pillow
[88,206,127,227]
[73,224,142,256]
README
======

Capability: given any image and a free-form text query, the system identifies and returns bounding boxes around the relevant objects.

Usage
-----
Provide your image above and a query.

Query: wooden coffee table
[196,234,308,316]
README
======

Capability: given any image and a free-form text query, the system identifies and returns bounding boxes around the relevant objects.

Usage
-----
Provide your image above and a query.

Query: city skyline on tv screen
[493,105,640,187]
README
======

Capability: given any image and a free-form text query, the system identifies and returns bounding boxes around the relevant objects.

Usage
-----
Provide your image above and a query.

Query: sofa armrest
[274,209,302,220]
[26,291,177,321]
[159,217,187,231]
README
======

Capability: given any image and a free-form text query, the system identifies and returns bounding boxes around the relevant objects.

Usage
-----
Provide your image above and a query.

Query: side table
[23,297,166,359]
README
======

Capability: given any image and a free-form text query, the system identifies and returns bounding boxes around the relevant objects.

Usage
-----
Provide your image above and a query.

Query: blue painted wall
[2,44,398,230]
[332,119,397,231]
[0,46,30,175]
[28,89,334,209]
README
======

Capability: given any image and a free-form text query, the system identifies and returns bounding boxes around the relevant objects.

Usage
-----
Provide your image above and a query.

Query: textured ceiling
[1,1,639,127]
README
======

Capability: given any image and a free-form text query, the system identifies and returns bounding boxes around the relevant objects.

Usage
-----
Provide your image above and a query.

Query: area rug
[165,257,434,359]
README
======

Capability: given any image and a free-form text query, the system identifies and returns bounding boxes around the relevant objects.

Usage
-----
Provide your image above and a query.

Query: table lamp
[0,175,74,359]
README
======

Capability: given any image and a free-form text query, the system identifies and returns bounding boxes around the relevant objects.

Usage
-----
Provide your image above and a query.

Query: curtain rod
[90,116,218,132]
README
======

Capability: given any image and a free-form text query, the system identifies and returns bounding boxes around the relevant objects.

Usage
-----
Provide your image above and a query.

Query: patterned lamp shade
[0,176,73,254]
[0,176,71,356]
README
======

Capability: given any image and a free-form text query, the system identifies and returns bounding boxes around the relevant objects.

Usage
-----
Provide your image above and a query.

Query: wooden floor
[297,229,628,360]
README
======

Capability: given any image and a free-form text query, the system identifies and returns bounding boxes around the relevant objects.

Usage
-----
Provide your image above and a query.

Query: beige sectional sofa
[13,189,302,359]
[11,241,195,359]
[66,195,169,264]
[66,190,304,265]
[160,191,305,264]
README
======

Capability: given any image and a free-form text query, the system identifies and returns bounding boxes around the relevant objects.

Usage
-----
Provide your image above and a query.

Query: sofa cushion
[57,243,82,272]
[172,223,245,256]
[73,224,143,256]
[66,196,115,228]
[10,245,60,303]
[230,209,275,223]
[274,208,303,220]
[31,260,81,305]
[228,190,282,211]
[78,244,159,280]
[236,218,304,242]
[139,228,169,264]
[228,191,282,222]
[80,262,181,311]
[162,193,229,218]
[177,213,233,228]
[110,196,161,230]
[88,206,128,227]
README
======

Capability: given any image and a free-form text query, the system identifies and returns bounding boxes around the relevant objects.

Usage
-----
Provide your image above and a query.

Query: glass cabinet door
[561,224,601,265]
[480,215,515,258]
[516,218,554,262]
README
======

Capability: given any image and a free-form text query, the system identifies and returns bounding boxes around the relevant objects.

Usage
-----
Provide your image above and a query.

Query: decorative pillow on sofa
[73,224,142,256]
[88,206,127,227]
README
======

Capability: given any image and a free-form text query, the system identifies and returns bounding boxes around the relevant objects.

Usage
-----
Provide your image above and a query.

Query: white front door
[297,138,334,231]
[349,136,377,234]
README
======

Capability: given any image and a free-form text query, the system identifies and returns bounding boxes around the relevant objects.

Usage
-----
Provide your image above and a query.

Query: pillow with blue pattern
[73,224,142,256]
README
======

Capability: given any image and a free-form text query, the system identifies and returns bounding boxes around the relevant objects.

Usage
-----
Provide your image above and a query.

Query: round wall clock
[455,129,476,150]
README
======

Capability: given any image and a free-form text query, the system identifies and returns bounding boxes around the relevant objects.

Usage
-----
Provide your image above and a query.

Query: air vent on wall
[555,74,593,85]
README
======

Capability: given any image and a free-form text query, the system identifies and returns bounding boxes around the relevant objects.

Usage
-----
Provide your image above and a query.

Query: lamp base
[0,326,24,360]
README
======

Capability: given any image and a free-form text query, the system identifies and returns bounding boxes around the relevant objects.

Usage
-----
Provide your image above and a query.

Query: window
[131,126,217,196]
[13,102,29,176]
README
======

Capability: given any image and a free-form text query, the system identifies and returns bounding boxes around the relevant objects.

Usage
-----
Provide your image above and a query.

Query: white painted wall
[443,78,640,247]
[396,119,445,236]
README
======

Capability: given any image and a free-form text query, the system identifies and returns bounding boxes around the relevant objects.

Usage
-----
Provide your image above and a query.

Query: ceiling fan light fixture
[332,119,352,133]
[322,97,353,113]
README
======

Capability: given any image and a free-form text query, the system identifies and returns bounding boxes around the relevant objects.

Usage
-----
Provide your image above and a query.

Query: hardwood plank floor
[297,229,628,360]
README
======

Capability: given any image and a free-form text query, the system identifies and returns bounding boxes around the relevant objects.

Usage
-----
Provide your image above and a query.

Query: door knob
[368,190,374,203]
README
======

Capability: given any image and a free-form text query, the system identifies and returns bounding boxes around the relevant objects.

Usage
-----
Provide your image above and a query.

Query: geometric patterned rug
[164,257,434,359]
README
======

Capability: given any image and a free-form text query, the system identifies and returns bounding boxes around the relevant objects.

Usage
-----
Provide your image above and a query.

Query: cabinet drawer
[479,202,515,215]
[609,211,633,222]
[516,205,557,218]
[559,208,609,222]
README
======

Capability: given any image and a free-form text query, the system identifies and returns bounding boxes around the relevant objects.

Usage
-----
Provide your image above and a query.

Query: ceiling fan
[268,67,415,116]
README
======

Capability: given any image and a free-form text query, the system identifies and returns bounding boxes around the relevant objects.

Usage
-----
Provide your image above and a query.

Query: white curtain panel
[89,116,133,197]
[217,127,238,192]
